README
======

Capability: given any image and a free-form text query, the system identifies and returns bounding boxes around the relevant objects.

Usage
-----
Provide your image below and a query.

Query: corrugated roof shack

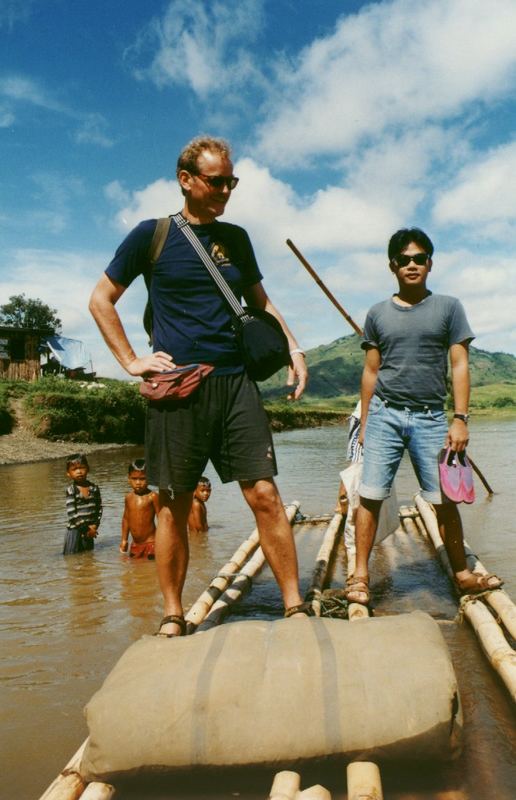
[0,326,50,381]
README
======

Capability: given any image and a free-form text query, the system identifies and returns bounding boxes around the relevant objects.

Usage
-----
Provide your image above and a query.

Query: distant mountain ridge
[261,334,516,399]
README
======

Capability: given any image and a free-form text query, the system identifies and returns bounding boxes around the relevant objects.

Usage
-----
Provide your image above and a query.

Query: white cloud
[110,178,182,231]
[0,73,113,147]
[0,107,14,126]
[2,248,152,380]
[74,114,114,148]
[0,1,35,30]
[254,0,516,165]
[433,141,516,236]
[128,0,265,97]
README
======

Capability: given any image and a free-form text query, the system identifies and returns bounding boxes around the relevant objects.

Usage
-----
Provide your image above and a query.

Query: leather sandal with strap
[284,601,316,618]
[154,614,186,638]
[456,572,504,595]
[344,575,370,605]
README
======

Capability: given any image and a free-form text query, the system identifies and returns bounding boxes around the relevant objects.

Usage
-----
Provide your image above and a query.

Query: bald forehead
[196,149,233,173]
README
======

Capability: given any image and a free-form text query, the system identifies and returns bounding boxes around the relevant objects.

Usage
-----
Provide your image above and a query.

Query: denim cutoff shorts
[359,395,447,504]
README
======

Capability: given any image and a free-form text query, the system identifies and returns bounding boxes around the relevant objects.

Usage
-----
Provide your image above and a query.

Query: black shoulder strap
[143,216,173,342]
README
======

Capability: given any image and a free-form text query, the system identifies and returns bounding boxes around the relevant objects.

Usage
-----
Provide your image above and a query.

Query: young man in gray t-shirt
[345,228,503,605]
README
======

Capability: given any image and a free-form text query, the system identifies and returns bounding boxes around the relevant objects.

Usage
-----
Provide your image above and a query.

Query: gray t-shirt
[362,293,475,408]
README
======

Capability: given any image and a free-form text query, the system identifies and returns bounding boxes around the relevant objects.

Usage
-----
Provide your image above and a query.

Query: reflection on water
[1,421,516,799]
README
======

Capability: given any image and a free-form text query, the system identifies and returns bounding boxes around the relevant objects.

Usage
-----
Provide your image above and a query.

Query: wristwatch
[453,413,469,423]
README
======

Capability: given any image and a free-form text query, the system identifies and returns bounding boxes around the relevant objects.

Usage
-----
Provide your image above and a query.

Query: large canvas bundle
[81,612,462,781]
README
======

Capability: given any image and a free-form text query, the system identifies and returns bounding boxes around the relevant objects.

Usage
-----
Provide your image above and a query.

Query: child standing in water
[187,476,211,534]
[63,453,103,555]
[120,459,160,559]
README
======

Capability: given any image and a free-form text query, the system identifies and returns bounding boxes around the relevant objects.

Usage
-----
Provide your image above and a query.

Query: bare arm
[359,347,381,445]
[120,497,130,552]
[188,498,207,533]
[243,282,308,400]
[89,274,175,376]
[448,341,470,452]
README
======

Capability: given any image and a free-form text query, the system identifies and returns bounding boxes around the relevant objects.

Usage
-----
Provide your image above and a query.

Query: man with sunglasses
[344,227,503,605]
[90,136,309,636]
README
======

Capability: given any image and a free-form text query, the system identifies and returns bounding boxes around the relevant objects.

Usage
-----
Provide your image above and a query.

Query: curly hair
[176,136,232,179]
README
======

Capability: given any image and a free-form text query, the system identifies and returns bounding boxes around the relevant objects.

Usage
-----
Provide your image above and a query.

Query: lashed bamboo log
[38,741,87,800]
[80,783,115,799]
[269,770,301,799]
[413,493,516,701]
[185,528,261,633]
[413,494,516,633]
[197,502,300,630]
[461,599,516,703]
[296,785,332,799]
[346,761,383,800]
[305,511,343,616]
[348,602,370,621]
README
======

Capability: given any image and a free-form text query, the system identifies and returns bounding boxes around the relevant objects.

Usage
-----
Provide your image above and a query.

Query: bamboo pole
[467,454,494,496]
[346,761,383,800]
[38,741,87,800]
[413,494,516,629]
[413,493,516,701]
[80,783,115,799]
[269,770,301,799]
[185,527,261,633]
[198,502,300,630]
[296,786,332,799]
[304,511,344,616]
[461,599,516,703]
[285,239,363,336]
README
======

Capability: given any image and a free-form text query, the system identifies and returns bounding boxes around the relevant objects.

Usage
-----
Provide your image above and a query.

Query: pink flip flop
[457,450,475,504]
[438,448,462,502]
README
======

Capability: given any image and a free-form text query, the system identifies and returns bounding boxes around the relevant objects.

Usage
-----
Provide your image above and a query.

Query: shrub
[24,381,146,443]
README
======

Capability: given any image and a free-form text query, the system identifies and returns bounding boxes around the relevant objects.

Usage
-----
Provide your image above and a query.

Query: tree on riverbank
[0,294,62,335]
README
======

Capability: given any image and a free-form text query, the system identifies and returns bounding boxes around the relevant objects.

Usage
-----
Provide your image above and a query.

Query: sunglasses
[195,173,239,190]
[393,253,429,267]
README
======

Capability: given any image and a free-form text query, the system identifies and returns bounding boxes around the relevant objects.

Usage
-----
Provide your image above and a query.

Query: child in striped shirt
[63,453,103,555]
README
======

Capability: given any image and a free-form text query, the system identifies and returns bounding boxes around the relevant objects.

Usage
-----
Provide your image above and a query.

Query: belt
[377,396,444,413]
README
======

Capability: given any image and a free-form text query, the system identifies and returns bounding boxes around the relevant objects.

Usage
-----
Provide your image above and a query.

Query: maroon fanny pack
[139,363,214,402]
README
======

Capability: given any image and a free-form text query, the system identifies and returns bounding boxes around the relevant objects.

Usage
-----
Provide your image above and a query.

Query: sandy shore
[0,428,124,466]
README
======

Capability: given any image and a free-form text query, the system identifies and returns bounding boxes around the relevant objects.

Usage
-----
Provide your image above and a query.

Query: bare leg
[435,502,503,590]
[240,478,303,613]
[155,490,193,635]
[346,497,383,603]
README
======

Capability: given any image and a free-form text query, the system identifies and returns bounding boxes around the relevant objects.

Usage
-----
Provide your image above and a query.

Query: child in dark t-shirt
[63,453,102,555]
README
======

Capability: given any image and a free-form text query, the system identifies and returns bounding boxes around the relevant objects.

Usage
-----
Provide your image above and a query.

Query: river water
[1,420,515,799]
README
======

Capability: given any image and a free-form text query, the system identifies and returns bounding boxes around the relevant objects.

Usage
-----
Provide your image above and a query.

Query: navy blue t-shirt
[106,217,263,369]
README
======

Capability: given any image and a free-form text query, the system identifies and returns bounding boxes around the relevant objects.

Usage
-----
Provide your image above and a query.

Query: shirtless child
[120,459,160,559]
[187,477,211,534]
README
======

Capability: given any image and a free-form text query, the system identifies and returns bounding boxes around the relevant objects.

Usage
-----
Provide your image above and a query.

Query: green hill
[260,334,516,401]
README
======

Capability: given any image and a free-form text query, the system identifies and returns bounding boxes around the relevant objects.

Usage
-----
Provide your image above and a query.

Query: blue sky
[1,0,516,379]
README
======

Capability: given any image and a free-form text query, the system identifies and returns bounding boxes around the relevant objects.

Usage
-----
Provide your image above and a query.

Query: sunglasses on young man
[195,173,239,191]
[393,253,429,267]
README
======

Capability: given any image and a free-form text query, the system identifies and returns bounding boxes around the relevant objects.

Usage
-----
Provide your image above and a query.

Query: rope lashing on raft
[456,592,498,624]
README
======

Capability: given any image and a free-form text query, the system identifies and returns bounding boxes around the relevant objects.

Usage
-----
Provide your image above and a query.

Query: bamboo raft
[39,492,515,800]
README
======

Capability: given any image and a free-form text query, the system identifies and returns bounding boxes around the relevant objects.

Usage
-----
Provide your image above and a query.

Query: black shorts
[145,371,277,495]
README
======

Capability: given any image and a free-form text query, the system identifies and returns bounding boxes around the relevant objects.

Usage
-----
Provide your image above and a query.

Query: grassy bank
[1,378,515,444]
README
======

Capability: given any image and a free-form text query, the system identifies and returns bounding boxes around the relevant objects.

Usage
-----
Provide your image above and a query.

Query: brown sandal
[284,602,316,618]
[154,614,186,638]
[344,575,370,605]
[456,572,504,595]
